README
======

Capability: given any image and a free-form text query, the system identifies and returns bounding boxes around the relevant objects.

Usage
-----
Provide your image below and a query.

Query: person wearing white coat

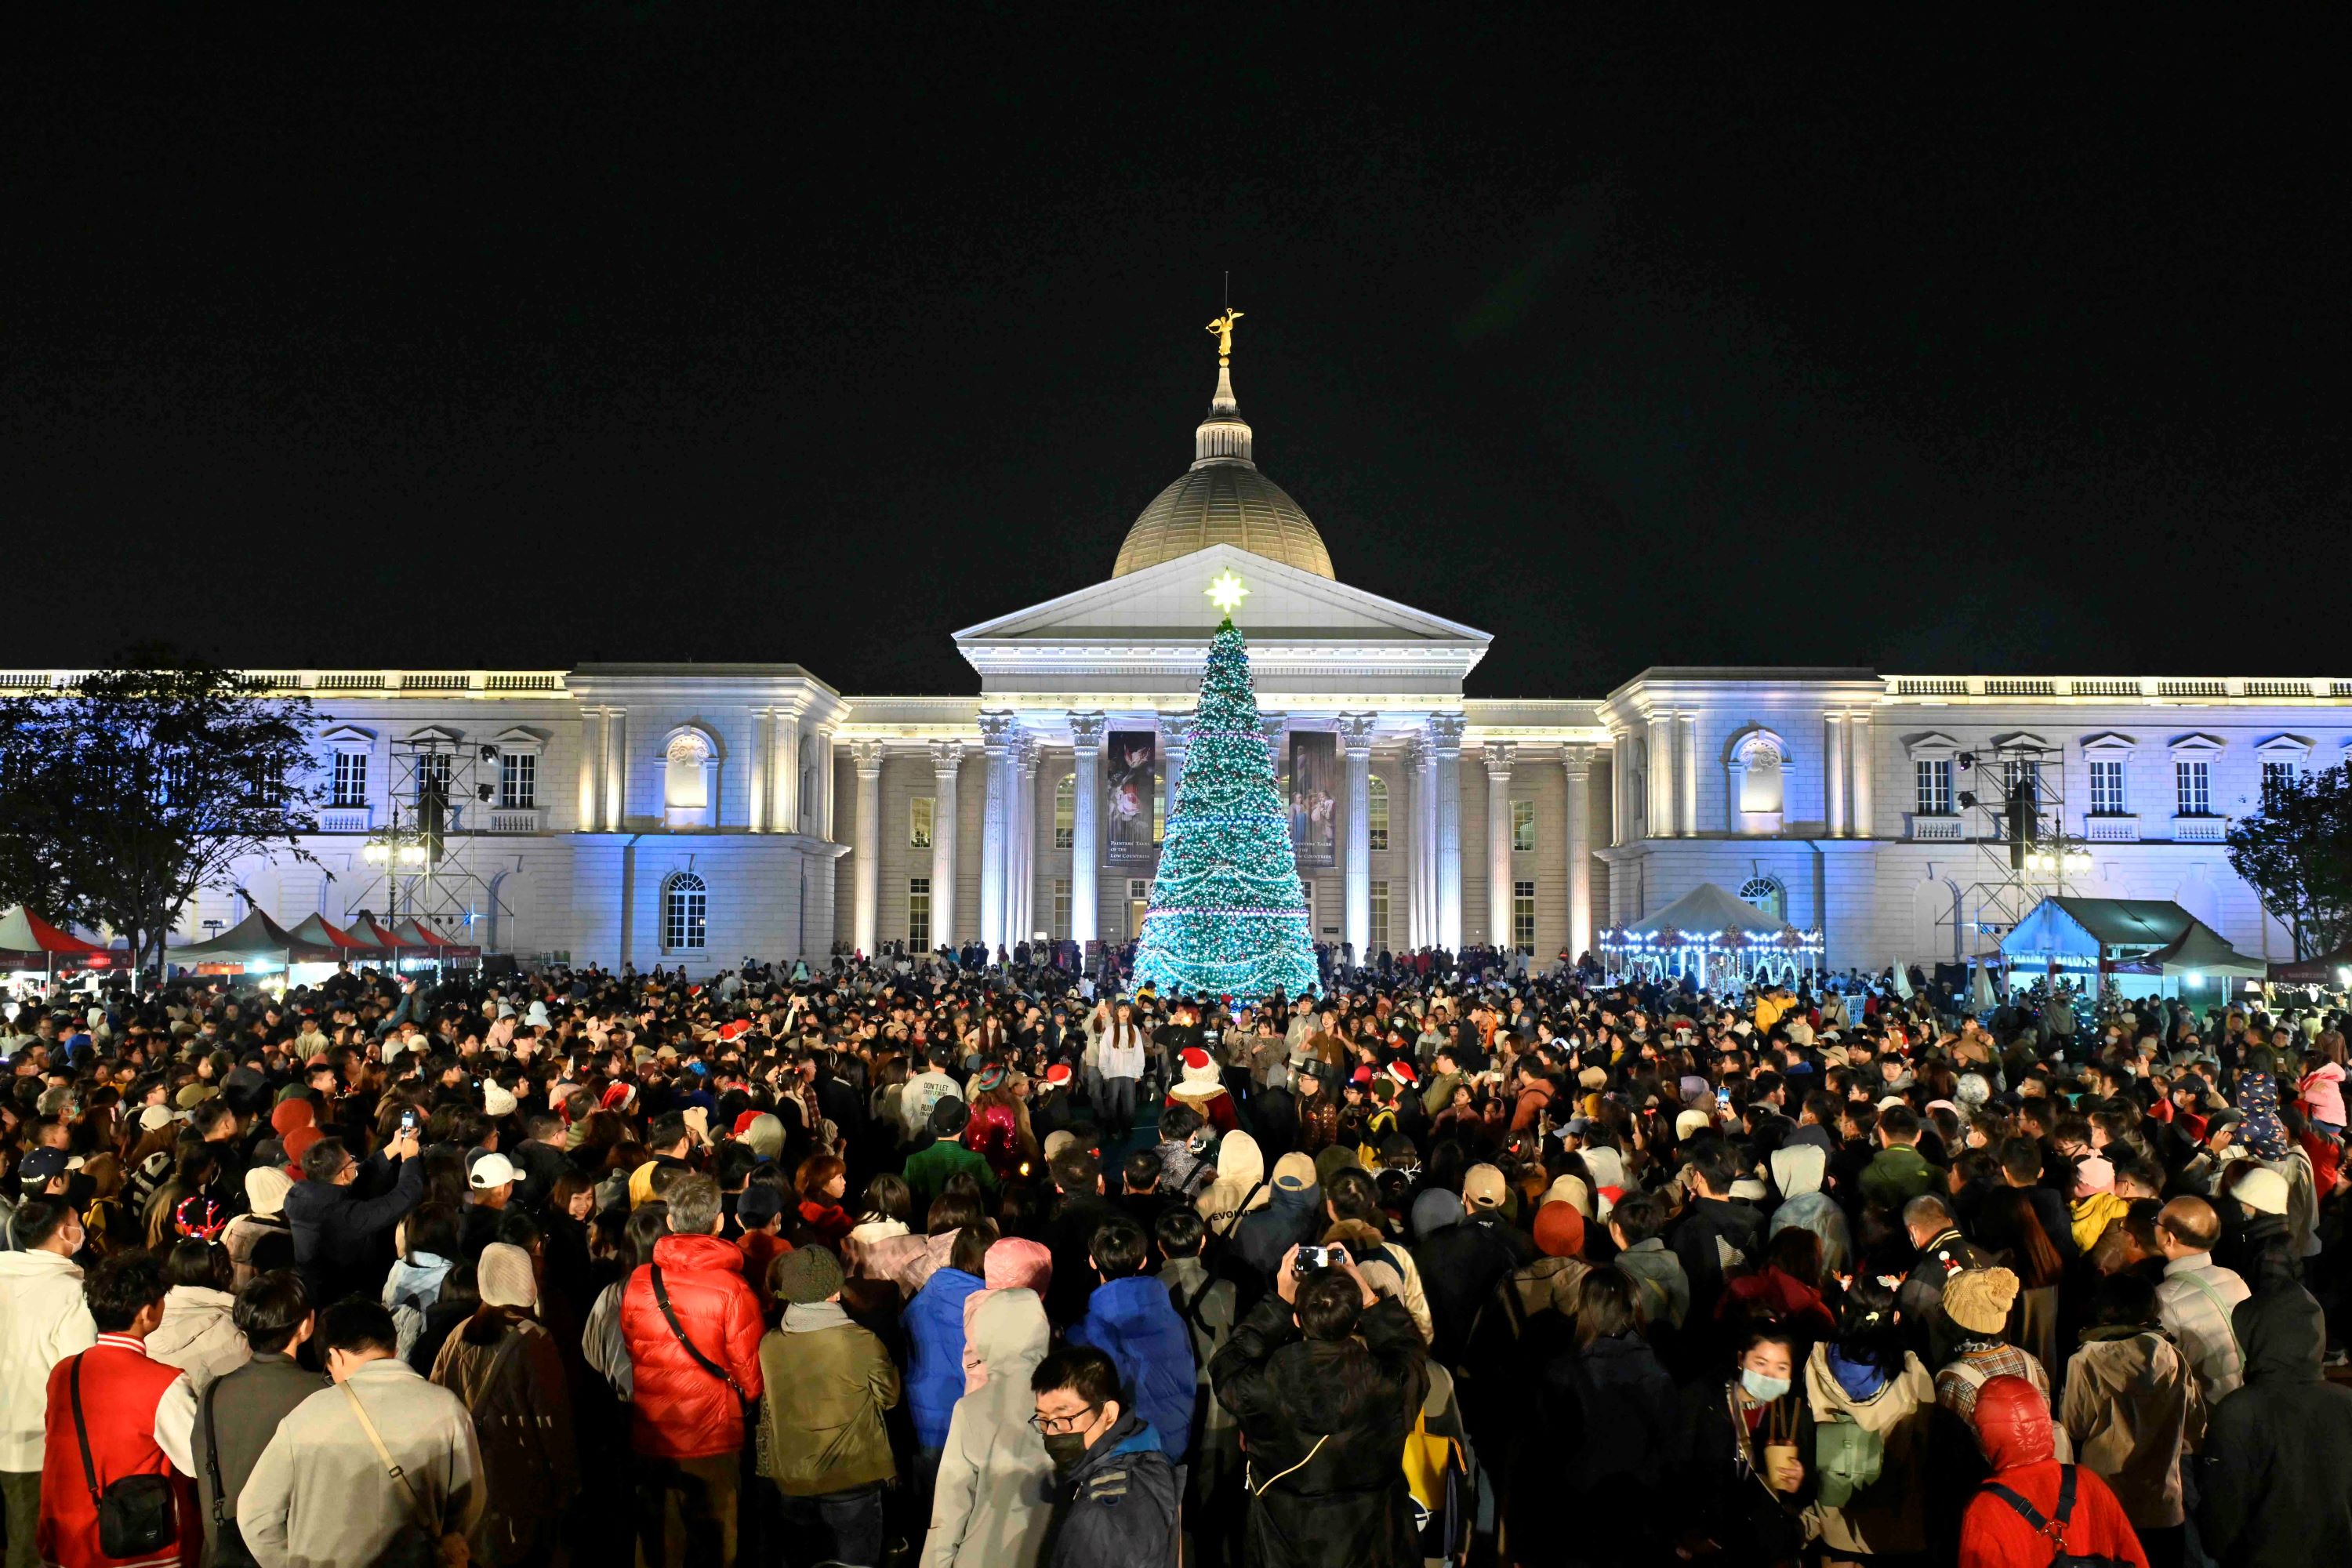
[0,1201,97,1568]
[920,1288,1056,1568]
[146,1241,252,1394]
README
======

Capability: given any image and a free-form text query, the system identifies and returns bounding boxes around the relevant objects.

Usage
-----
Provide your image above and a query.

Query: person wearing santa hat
[1166,1047,1239,1134]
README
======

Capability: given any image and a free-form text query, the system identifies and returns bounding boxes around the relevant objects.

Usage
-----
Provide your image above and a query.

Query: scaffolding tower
[1945,736,2096,960]
[343,735,514,941]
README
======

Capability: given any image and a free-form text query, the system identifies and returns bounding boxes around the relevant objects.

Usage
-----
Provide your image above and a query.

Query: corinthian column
[1340,715,1376,961]
[1430,713,1465,950]
[977,712,1014,955]
[850,741,884,956]
[1486,742,1515,950]
[929,740,962,949]
[1068,713,1105,949]
[1563,743,1594,962]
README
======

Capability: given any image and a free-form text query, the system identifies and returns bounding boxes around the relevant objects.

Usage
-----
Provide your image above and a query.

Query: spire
[1195,307,1253,467]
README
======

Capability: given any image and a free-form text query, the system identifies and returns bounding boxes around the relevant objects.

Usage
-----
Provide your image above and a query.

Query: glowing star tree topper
[1131,617,1317,1001]
[1205,570,1250,618]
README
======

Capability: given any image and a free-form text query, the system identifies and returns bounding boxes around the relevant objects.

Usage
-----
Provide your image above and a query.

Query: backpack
[1812,1414,1884,1508]
[1981,1465,2130,1568]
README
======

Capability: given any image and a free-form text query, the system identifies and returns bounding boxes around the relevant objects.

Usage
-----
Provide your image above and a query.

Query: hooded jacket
[757,1303,899,1497]
[0,1248,96,1472]
[1232,1179,1323,1280]
[1802,1343,1935,1557]
[617,1232,767,1459]
[1958,1375,2148,1568]
[146,1283,249,1393]
[2196,1286,2352,1568]
[1196,1132,1270,1235]
[1068,1276,1196,1462]
[923,1289,1057,1568]
[1766,1142,1852,1276]
[2060,1324,2202,1529]
[907,1265,990,1448]
[1047,1407,1179,1568]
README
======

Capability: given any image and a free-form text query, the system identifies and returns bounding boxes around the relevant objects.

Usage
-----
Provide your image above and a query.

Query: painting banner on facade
[1288,731,1337,869]
[1106,730,1157,864]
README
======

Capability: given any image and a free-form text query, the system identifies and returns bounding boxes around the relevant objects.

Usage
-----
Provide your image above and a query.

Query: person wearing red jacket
[1961,1374,2148,1568]
[620,1174,766,1568]
[38,1251,198,1568]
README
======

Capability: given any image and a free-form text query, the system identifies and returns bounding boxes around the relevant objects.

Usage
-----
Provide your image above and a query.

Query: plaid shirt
[1936,1341,2049,1425]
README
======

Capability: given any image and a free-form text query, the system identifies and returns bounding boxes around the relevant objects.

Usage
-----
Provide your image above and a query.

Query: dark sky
[10,8,2347,696]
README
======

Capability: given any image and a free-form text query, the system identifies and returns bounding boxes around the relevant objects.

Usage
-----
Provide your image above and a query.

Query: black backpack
[1980,1465,2131,1568]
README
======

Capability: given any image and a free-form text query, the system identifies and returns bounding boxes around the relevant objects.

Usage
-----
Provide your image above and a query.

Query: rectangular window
[1127,877,1152,940]
[413,750,451,807]
[1054,777,1075,851]
[2262,759,2298,801]
[2003,759,2042,804]
[1369,880,1390,953]
[499,751,536,811]
[2176,758,2212,815]
[908,877,931,949]
[332,751,368,808]
[1052,877,1072,939]
[1367,779,1389,851]
[909,795,935,850]
[1915,757,1953,815]
[2089,757,2125,815]
[1152,792,1165,848]
[1512,879,1536,954]
[1511,799,1536,853]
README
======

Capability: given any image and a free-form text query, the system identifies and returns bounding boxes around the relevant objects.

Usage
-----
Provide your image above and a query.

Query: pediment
[953,544,1490,648]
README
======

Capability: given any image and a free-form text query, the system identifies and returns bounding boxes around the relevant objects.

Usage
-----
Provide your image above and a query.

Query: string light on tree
[1131,588,1316,1000]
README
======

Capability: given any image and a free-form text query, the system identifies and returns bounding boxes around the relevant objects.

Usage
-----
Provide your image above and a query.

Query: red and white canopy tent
[390,918,481,965]
[0,906,108,975]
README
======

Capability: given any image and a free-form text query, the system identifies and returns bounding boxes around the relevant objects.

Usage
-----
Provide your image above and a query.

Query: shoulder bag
[202,1373,261,1568]
[70,1355,176,1559]
[648,1262,748,1398]
[343,1382,467,1568]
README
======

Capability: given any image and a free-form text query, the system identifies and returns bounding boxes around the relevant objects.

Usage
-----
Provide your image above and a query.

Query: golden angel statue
[1207,308,1243,360]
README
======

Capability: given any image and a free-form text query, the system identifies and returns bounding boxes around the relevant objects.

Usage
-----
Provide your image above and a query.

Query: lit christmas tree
[1133,572,1318,1000]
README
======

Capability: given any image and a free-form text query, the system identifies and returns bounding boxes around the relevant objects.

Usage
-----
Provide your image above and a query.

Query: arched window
[1054,774,1076,850]
[1367,775,1389,851]
[662,871,707,953]
[663,729,719,828]
[1729,731,1787,828]
[1737,875,1787,925]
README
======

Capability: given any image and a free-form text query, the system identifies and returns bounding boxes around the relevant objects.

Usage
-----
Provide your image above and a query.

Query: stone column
[1824,713,1848,837]
[1068,713,1105,949]
[1849,710,1875,839]
[1400,739,1425,946]
[603,707,628,831]
[1431,713,1466,951]
[815,724,839,840]
[1416,736,1439,948]
[1013,739,1039,945]
[850,741,884,956]
[1486,742,1516,950]
[929,740,962,949]
[977,712,1014,956]
[1647,713,1675,839]
[1341,715,1376,961]
[748,709,771,833]
[1564,743,1595,962]
[772,713,803,836]
[578,707,604,831]
[1678,713,1699,839]
[1162,715,1195,824]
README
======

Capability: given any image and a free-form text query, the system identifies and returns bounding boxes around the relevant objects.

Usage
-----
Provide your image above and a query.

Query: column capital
[1067,710,1107,750]
[849,739,885,777]
[1427,712,1467,756]
[1338,713,1378,754]
[1485,740,1516,779]
[1560,741,1595,780]
[1014,736,1040,777]
[1823,710,1848,724]
[928,739,964,776]
[1160,713,1196,751]
[978,710,1019,753]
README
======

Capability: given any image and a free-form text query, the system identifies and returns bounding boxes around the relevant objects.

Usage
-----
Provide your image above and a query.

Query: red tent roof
[0,906,105,958]
[283,913,377,952]
[344,914,408,949]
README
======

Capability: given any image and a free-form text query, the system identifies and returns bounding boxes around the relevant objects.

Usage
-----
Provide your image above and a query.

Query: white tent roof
[1623,883,1788,938]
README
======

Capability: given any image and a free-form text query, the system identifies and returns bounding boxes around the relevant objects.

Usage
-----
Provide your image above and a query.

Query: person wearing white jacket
[921,1288,1056,1568]
[1095,1002,1150,1134]
[146,1240,252,1394]
[0,1200,96,1568]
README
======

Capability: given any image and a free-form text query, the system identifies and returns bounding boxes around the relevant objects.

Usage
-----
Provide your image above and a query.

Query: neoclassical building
[62,350,2351,976]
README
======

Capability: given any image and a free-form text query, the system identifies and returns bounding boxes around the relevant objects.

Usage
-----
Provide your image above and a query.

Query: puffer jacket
[2197,1285,2352,1568]
[922,1289,1055,1568]
[2060,1325,2201,1532]
[1068,1276,1196,1462]
[1959,1375,2148,1568]
[1047,1408,1179,1568]
[2071,1190,2131,1254]
[145,1284,249,1393]
[618,1232,765,1459]
[907,1265,988,1449]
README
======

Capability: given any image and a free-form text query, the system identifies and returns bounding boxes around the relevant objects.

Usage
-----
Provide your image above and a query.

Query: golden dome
[1111,363,1335,579]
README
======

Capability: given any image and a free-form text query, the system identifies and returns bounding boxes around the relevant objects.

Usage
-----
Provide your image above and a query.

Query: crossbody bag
[70,1356,176,1559]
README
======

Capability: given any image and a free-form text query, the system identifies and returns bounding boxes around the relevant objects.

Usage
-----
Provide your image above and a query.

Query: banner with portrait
[1105,730,1157,864]
[1288,731,1337,868]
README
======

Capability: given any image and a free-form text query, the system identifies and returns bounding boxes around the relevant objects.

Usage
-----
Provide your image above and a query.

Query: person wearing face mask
[1027,1345,1178,1568]
[1680,1323,1815,1566]
[0,1199,96,1568]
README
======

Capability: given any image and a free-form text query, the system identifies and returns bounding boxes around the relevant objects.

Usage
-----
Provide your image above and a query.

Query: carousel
[1599,883,1824,990]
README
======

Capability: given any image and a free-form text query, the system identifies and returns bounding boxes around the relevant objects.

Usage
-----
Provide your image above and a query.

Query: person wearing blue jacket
[1067,1217,1196,1462]
[906,1223,993,1459]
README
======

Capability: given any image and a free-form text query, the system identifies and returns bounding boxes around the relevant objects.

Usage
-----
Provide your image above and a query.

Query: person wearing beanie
[1232,1152,1324,1281]
[428,1243,577,1566]
[1932,1268,2054,1428]
[223,1167,297,1288]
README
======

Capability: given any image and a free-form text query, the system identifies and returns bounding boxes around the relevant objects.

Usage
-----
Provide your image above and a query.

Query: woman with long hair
[1802,1277,1936,1566]
[1982,1185,2067,1379]
[431,1242,579,1567]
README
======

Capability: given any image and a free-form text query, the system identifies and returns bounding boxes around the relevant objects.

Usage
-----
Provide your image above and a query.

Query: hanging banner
[1106,730,1158,865]
[1289,731,1338,869]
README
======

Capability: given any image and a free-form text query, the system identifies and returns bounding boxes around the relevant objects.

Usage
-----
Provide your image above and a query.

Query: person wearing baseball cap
[463,1152,517,1257]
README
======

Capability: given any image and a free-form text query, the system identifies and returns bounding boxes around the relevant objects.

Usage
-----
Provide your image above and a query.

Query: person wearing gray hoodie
[923,1288,1057,1568]
[1766,1142,1853,1277]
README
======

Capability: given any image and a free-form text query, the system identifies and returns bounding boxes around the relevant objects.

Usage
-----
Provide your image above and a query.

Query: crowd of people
[1,947,2347,1568]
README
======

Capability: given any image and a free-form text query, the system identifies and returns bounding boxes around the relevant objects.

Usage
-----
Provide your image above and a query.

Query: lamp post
[361,811,438,979]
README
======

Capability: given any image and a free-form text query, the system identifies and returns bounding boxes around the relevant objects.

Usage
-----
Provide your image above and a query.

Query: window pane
[1370,880,1389,952]
[1054,775,1075,851]
[1512,879,1535,953]
[908,877,930,949]
[332,751,368,808]
[662,873,707,952]
[910,795,935,849]
[499,752,536,811]
[2176,759,2212,815]
[1052,877,1072,940]
[1915,758,1952,815]
[1367,776,1388,852]
[1511,799,1536,853]
[2089,758,2125,815]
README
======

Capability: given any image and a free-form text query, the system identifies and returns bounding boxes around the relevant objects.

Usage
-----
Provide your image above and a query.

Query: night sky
[11,9,2347,696]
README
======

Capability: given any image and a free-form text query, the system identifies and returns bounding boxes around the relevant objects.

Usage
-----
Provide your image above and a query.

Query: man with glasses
[1028,1345,1178,1568]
